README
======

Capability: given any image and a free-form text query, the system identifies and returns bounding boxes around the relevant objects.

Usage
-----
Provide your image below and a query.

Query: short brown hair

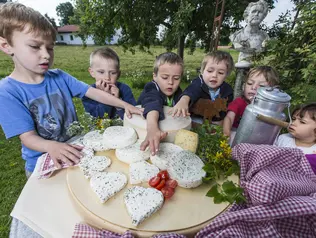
[246,66,279,86]
[200,51,234,76]
[90,47,120,69]
[153,52,184,75]
[292,103,316,122]
[0,2,56,45]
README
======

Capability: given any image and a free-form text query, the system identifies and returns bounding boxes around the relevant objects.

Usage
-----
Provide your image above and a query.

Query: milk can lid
[257,87,291,103]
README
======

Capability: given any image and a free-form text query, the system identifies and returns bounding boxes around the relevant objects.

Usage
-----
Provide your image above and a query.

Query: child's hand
[110,84,119,98]
[96,80,111,93]
[124,104,143,118]
[47,142,83,169]
[170,98,190,117]
[140,128,168,155]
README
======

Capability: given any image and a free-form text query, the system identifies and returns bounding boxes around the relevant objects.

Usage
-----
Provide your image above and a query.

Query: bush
[126,70,149,89]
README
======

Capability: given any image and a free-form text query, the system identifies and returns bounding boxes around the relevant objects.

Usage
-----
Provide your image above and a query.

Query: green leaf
[206,184,219,197]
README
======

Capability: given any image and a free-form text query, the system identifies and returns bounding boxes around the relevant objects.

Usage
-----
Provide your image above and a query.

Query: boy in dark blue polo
[171,51,234,125]
[137,52,183,155]
[82,47,136,119]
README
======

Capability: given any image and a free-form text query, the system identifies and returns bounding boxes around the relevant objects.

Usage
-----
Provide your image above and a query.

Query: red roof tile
[57,25,79,33]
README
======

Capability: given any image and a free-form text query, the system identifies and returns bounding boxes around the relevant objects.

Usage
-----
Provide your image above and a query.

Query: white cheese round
[103,126,137,149]
[83,130,110,152]
[116,140,150,164]
[150,142,183,170]
[167,150,206,188]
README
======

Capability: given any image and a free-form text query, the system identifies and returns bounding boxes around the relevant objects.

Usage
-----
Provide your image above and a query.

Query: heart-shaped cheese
[79,156,112,179]
[90,172,127,203]
[129,161,159,184]
[116,140,150,164]
[124,186,164,226]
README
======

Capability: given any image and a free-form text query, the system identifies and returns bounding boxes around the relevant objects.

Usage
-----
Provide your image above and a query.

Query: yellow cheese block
[174,129,199,153]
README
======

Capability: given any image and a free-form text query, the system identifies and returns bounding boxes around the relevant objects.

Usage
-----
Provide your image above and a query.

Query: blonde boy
[82,47,136,119]
[137,52,184,155]
[0,3,141,175]
[172,51,234,125]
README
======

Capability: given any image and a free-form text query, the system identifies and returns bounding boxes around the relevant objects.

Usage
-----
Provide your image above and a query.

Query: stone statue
[230,0,269,64]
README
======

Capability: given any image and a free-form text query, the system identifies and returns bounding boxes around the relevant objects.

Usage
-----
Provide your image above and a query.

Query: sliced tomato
[155,179,166,190]
[149,176,161,187]
[157,170,169,180]
[161,186,175,199]
[165,179,178,189]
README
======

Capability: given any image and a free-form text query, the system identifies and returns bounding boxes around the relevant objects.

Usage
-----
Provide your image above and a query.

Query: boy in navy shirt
[137,52,183,155]
[171,51,234,125]
[82,47,136,119]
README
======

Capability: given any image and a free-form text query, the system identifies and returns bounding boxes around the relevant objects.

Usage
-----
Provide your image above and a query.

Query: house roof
[57,25,79,33]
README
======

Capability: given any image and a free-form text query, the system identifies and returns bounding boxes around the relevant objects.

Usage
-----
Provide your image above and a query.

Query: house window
[60,35,64,41]
[70,35,74,41]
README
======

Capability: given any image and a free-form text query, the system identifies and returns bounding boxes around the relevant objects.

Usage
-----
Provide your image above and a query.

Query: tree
[44,14,58,30]
[56,1,74,26]
[72,0,275,59]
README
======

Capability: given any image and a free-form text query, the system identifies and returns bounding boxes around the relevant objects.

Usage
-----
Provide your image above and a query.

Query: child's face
[1,25,54,78]
[244,73,269,101]
[153,63,182,97]
[89,56,120,85]
[202,58,228,90]
[289,111,316,142]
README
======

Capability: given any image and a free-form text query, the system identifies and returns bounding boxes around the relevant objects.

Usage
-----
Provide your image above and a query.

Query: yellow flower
[215,151,224,160]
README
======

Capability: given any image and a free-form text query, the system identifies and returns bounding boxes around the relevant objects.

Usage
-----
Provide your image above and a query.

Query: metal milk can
[232,87,291,146]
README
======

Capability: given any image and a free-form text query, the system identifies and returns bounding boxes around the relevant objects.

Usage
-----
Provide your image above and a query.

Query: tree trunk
[177,35,185,59]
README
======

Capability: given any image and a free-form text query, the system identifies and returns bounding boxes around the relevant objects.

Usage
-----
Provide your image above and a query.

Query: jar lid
[257,87,291,103]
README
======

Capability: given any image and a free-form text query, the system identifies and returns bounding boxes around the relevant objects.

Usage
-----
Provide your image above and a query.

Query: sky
[17,0,295,27]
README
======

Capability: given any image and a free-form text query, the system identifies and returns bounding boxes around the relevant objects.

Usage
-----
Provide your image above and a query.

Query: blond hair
[200,51,234,76]
[153,52,184,75]
[246,66,279,86]
[90,47,120,69]
[0,2,56,45]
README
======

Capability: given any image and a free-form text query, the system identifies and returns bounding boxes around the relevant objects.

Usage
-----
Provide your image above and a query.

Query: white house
[57,25,120,45]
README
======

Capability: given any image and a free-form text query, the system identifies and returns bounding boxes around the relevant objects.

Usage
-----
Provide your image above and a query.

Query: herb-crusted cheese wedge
[167,150,206,188]
[129,161,159,184]
[150,143,183,170]
[124,186,164,226]
[103,126,137,149]
[79,156,111,179]
[174,129,199,153]
[116,140,150,164]
[90,172,127,203]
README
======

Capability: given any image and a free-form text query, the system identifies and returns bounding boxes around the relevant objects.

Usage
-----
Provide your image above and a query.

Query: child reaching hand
[82,47,136,119]
[0,3,142,176]
[171,51,234,125]
[275,103,316,154]
[223,66,280,137]
[137,52,183,155]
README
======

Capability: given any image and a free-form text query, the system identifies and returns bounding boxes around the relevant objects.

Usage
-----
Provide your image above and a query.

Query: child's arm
[85,87,142,118]
[140,110,168,155]
[19,131,83,168]
[223,111,236,137]
[171,95,191,117]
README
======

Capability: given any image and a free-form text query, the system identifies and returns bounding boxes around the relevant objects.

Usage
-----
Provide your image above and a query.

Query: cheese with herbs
[129,161,159,184]
[79,155,111,179]
[116,140,150,164]
[174,129,199,153]
[167,150,206,188]
[124,186,164,226]
[83,130,110,152]
[103,126,137,149]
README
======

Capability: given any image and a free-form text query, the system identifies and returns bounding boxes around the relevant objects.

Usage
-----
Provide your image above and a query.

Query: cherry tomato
[149,176,161,187]
[157,170,169,180]
[161,186,175,199]
[155,179,166,190]
[165,179,178,189]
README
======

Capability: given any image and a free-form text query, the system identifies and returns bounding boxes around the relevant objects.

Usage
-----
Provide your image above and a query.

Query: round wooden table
[67,150,238,237]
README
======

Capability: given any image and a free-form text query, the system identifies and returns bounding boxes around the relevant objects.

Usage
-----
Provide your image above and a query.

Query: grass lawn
[0,45,238,237]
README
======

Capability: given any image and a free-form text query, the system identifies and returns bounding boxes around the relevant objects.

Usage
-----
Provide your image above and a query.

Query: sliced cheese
[150,142,183,170]
[174,129,199,153]
[167,150,206,188]
[116,140,150,164]
[124,186,164,226]
[90,172,127,203]
[103,126,137,149]
[129,161,159,184]
[79,155,111,179]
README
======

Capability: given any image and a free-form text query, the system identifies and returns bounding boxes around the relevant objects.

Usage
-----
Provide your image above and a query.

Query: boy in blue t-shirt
[82,47,136,119]
[0,3,141,176]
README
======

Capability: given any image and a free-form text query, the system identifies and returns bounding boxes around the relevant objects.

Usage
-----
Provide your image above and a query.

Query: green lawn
[0,45,238,237]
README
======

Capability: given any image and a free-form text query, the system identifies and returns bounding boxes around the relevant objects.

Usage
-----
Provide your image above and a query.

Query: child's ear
[0,37,13,56]
[117,70,121,78]
[153,72,157,82]
[88,67,95,78]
